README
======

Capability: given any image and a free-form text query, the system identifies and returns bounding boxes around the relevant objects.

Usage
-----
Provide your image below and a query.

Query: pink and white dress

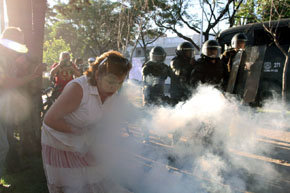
[41,75,129,193]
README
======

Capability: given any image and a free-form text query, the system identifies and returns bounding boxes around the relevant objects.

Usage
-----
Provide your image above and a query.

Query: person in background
[221,33,247,73]
[221,33,248,90]
[50,52,81,95]
[170,42,196,103]
[142,46,174,106]
[0,27,45,191]
[190,40,226,89]
[88,57,96,67]
[42,50,132,193]
[74,58,86,74]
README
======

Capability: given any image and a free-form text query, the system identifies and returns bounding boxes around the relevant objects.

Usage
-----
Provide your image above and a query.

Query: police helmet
[231,33,247,50]
[149,46,167,62]
[176,42,195,58]
[201,40,221,59]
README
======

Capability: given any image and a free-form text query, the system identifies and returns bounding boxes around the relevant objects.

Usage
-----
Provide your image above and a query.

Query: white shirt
[42,75,116,153]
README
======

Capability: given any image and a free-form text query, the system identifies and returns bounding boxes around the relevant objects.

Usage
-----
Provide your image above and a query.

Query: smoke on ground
[89,80,290,193]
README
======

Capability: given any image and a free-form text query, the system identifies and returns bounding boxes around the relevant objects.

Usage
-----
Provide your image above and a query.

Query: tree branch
[146,33,163,45]
[206,0,234,31]
[163,23,200,50]
[205,0,216,22]
[262,22,287,57]
[175,1,201,34]
[229,0,244,27]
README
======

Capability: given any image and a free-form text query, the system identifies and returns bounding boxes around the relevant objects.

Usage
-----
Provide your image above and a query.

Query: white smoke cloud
[88,80,289,193]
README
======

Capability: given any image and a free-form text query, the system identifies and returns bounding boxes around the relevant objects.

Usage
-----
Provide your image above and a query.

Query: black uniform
[142,61,173,105]
[170,56,194,101]
[221,49,247,95]
[221,49,242,88]
[190,55,225,88]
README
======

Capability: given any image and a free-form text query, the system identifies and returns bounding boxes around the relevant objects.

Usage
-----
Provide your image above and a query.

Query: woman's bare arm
[44,82,83,133]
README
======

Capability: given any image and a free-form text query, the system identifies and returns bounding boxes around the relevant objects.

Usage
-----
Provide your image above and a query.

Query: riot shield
[143,75,165,105]
[243,45,267,103]
[226,50,245,93]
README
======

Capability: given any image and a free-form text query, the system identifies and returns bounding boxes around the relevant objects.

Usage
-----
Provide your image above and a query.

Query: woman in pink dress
[42,50,132,193]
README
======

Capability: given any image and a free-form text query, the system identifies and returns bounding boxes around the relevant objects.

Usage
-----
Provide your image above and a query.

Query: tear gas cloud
[75,80,290,192]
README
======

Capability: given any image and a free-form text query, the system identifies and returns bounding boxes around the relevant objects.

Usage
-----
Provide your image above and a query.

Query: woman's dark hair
[85,50,132,86]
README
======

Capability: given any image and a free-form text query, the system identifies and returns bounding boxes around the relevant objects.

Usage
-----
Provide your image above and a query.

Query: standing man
[142,46,173,106]
[170,42,196,103]
[74,58,86,74]
[50,52,80,95]
[87,57,96,67]
[190,40,225,88]
[221,33,247,73]
[0,27,45,190]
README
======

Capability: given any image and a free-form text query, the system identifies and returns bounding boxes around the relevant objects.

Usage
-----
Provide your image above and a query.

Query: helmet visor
[183,48,195,59]
[151,54,166,62]
[203,46,221,59]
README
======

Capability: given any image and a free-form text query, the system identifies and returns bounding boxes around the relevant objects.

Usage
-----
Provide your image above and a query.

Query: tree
[235,0,257,25]
[153,0,243,49]
[126,0,166,62]
[137,24,165,63]
[47,0,137,59]
[6,0,47,156]
[43,37,71,67]
[227,0,245,27]
[47,0,166,64]
[257,0,290,21]
[45,21,84,58]
[235,0,290,25]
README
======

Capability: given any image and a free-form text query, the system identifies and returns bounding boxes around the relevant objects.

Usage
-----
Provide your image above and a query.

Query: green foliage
[43,37,71,67]
[44,0,168,61]
[235,0,257,25]
[46,0,137,59]
[235,0,290,25]
[257,0,290,21]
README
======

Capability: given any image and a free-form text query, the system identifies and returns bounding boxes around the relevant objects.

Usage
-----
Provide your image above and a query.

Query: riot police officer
[142,46,173,106]
[221,33,248,93]
[222,34,247,76]
[190,40,226,88]
[170,42,196,102]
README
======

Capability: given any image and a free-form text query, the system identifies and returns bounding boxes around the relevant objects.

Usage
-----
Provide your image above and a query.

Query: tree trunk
[6,0,47,156]
[6,0,33,159]
[23,0,47,155]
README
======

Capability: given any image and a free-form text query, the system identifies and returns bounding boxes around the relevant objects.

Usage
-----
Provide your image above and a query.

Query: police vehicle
[217,19,290,105]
